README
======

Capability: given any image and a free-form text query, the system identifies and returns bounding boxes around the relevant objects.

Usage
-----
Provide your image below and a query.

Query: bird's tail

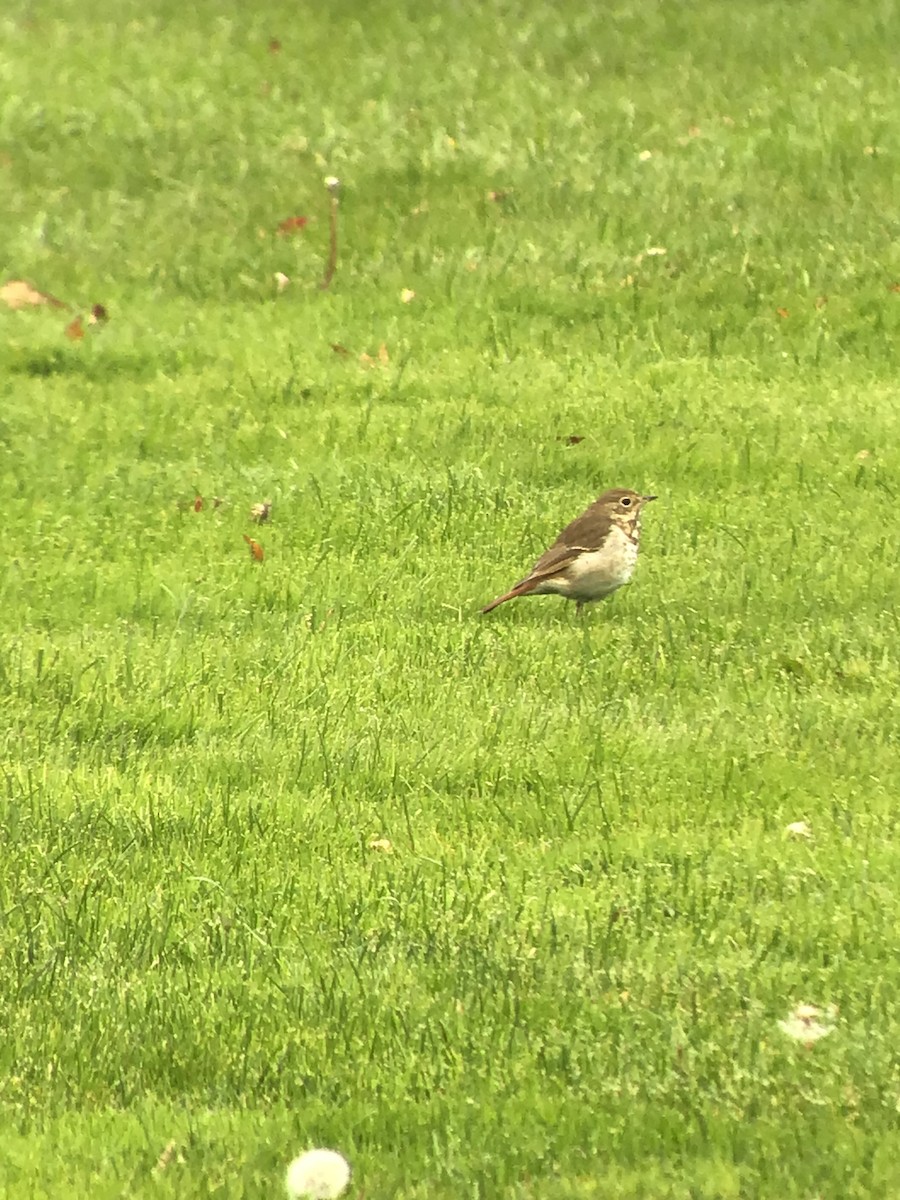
[480,582,534,614]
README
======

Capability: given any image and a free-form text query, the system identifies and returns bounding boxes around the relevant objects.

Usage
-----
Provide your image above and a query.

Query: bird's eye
[621,496,632,507]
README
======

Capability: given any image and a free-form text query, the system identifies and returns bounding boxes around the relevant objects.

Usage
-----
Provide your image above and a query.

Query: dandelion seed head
[785,820,812,839]
[285,1148,351,1199]
[778,1002,837,1047]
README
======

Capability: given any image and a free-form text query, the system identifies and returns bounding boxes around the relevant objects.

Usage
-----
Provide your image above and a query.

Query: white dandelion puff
[285,1149,351,1199]
[785,820,812,839]
[778,1002,837,1047]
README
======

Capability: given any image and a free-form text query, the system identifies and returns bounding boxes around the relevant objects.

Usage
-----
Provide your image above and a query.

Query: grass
[2,0,900,1195]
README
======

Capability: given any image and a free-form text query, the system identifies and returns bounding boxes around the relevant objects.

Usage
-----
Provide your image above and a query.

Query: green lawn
[2,0,900,1196]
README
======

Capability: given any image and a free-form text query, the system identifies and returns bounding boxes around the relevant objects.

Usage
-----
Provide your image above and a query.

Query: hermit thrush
[481,488,656,614]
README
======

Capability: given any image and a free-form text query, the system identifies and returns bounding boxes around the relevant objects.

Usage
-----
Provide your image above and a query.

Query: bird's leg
[575,600,584,616]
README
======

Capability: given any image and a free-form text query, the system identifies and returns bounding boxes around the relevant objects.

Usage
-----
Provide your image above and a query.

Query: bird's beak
[642,495,658,503]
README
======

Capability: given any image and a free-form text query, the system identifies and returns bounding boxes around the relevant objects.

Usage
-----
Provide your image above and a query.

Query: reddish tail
[480,582,535,614]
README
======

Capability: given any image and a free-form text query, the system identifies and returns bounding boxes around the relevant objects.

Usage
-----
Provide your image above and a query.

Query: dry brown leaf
[359,343,389,368]
[64,316,85,340]
[776,307,789,319]
[193,496,204,512]
[243,534,264,561]
[2,279,68,310]
[153,1140,178,1175]
[277,215,309,235]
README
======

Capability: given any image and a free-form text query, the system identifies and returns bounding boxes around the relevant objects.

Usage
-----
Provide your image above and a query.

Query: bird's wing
[514,504,613,587]
[515,541,592,588]
[553,503,613,550]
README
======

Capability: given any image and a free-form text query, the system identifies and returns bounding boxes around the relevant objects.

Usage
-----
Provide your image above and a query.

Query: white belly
[538,526,639,601]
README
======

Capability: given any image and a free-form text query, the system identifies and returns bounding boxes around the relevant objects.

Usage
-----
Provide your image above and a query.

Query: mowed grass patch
[2,0,900,1196]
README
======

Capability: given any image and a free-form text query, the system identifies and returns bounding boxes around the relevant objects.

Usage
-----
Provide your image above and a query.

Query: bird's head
[600,488,657,520]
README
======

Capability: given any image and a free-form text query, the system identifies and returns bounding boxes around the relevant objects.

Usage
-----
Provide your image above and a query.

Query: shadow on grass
[4,346,189,382]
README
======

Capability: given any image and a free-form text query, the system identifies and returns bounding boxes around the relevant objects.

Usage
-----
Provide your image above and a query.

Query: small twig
[319,176,340,289]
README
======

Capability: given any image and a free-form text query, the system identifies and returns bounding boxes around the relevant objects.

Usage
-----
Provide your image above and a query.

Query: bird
[481,487,657,615]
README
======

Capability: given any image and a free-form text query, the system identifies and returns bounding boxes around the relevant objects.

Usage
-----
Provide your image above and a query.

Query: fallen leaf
[2,279,68,310]
[193,496,204,512]
[277,215,309,235]
[250,500,272,523]
[243,534,264,561]
[560,435,585,446]
[64,316,85,340]
[776,307,789,319]
[400,287,416,303]
[274,271,290,292]
[359,343,389,368]
[153,1140,179,1175]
